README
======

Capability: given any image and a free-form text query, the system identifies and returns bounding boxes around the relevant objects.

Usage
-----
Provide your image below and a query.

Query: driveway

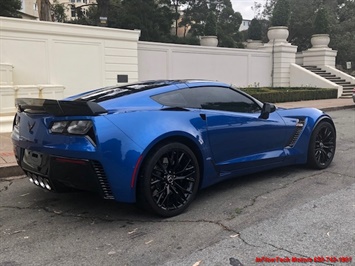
[0,109,354,266]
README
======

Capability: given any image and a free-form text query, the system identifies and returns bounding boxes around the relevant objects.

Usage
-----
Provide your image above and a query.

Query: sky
[231,0,267,20]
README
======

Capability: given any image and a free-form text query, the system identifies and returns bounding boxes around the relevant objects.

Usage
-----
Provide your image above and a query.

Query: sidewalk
[1,98,354,178]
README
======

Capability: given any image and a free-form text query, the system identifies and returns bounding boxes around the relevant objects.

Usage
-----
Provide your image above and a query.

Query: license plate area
[22,149,50,176]
[23,150,42,166]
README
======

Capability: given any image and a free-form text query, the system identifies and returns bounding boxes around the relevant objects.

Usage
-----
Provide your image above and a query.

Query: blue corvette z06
[12,80,336,217]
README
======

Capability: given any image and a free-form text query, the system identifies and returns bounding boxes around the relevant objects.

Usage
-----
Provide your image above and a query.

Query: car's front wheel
[307,121,336,169]
[138,142,200,217]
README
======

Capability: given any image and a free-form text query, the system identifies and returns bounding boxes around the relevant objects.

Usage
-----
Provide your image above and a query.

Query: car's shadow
[25,164,310,221]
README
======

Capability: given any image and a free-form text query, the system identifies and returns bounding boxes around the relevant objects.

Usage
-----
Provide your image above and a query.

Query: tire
[137,142,200,217]
[307,121,336,169]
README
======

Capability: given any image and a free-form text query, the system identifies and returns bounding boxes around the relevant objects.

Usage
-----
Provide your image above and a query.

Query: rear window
[73,81,176,103]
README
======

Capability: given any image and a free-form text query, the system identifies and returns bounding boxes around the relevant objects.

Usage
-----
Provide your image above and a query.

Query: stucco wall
[138,42,272,87]
[0,17,140,97]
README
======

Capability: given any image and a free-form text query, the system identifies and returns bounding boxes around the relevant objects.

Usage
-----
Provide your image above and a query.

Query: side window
[182,86,261,113]
[151,91,188,107]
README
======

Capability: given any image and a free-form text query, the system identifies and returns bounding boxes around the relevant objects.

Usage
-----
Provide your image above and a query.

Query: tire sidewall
[139,142,200,217]
[308,121,336,169]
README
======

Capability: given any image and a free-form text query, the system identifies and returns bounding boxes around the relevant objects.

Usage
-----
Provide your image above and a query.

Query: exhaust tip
[39,177,45,188]
[27,172,52,191]
[43,179,52,190]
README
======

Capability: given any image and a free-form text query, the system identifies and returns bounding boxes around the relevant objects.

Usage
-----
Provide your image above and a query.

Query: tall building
[63,0,96,20]
[18,0,97,21]
[239,19,251,31]
[19,0,39,19]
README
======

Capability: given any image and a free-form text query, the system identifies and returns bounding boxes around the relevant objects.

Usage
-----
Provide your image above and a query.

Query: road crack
[0,181,13,193]
[228,171,326,219]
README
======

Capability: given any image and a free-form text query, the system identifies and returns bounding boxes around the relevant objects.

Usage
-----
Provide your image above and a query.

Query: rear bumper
[14,146,114,199]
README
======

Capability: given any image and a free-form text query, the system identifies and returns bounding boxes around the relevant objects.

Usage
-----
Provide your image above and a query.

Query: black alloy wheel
[308,121,336,169]
[138,142,200,217]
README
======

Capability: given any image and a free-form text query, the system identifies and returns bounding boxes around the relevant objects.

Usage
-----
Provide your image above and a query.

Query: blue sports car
[11,80,336,217]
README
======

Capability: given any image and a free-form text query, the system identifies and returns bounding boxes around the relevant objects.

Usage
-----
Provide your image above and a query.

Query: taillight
[13,113,20,130]
[50,120,92,135]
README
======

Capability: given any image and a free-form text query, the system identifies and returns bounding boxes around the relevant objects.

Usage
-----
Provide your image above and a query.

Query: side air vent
[286,119,305,148]
[92,161,114,199]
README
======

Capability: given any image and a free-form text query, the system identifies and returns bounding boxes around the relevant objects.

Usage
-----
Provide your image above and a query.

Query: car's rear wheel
[307,121,336,169]
[138,142,200,217]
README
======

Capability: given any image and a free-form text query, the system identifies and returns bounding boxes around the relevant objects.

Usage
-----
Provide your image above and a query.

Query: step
[303,65,319,69]
[319,74,336,78]
[334,82,351,85]
[342,84,355,88]
[303,66,354,97]
[332,82,349,85]
[327,77,342,80]
[312,70,327,73]
[341,90,353,94]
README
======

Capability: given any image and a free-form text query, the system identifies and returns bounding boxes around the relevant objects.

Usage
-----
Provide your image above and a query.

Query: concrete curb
[321,104,355,112]
[0,104,353,179]
[0,163,24,179]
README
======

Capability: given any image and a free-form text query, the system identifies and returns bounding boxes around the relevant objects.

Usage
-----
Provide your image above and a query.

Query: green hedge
[240,87,338,103]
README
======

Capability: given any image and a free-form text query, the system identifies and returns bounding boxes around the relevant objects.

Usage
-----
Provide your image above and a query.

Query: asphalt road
[1,109,354,266]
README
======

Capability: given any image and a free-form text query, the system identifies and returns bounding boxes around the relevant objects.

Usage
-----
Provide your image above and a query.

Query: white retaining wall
[0,17,141,97]
[138,41,272,87]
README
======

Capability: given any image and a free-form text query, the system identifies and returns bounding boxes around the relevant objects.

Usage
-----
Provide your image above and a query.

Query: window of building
[71,5,76,17]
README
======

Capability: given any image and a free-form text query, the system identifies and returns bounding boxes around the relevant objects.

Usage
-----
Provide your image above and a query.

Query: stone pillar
[302,49,337,67]
[302,34,337,67]
[260,28,297,87]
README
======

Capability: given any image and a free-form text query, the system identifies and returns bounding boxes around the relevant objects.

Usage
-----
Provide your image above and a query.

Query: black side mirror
[259,102,276,119]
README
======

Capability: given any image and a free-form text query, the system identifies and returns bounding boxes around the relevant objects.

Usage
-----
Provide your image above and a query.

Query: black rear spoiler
[15,98,107,116]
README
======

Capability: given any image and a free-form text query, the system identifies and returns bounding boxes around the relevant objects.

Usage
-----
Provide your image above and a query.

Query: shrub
[204,11,217,36]
[240,87,337,103]
[248,18,262,40]
[271,0,290,27]
[314,8,330,34]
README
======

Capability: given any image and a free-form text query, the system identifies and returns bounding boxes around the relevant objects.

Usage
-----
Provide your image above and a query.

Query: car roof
[70,80,230,103]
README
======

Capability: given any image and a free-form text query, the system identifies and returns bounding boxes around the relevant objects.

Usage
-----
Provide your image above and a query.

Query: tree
[51,0,67,22]
[180,0,242,47]
[37,0,52,21]
[108,0,174,42]
[170,0,187,36]
[288,0,314,50]
[264,0,354,69]
[0,0,22,18]
[96,0,109,26]
[180,0,209,37]
[330,0,355,69]
[217,3,242,47]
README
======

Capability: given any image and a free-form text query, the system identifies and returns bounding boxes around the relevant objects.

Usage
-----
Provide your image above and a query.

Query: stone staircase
[303,66,354,98]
